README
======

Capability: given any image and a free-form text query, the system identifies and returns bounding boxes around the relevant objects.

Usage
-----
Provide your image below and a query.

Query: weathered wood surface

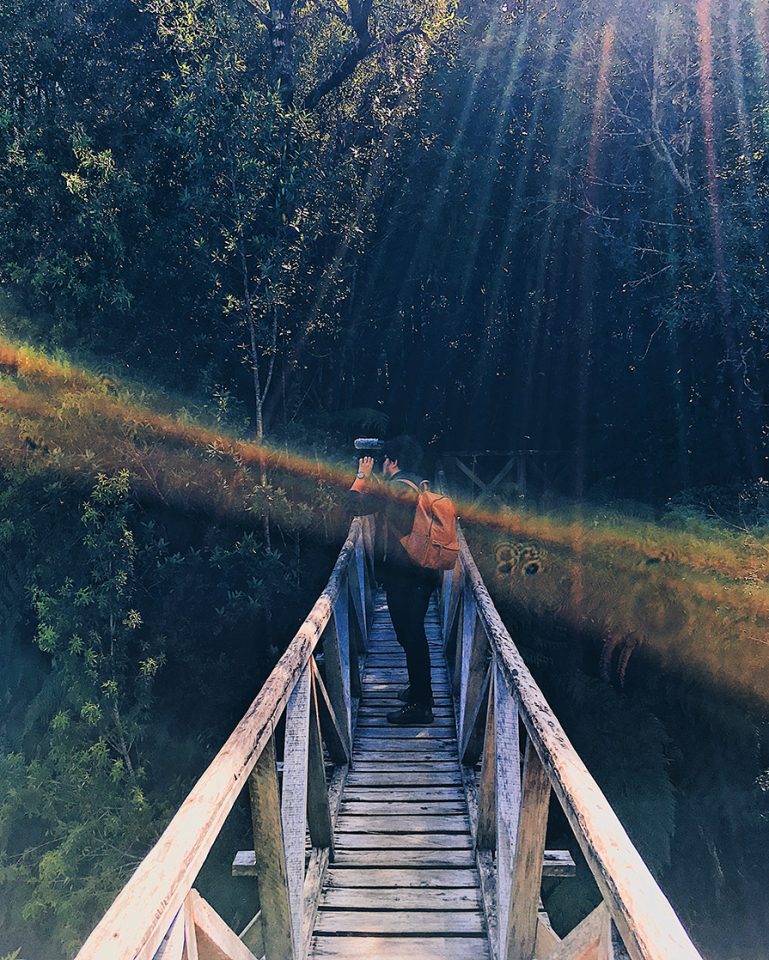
[75,522,365,960]
[545,903,612,960]
[458,529,702,960]
[282,665,312,957]
[246,735,292,960]
[188,889,258,960]
[312,937,490,960]
[505,735,552,960]
[308,591,489,960]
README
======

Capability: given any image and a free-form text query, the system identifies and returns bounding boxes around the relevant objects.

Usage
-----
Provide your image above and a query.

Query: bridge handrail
[444,526,702,960]
[75,516,373,960]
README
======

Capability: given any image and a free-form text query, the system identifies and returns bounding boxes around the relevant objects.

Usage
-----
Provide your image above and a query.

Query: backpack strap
[393,476,421,495]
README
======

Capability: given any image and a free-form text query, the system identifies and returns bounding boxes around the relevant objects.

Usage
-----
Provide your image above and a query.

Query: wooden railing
[75,516,374,960]
[440,526,703,960]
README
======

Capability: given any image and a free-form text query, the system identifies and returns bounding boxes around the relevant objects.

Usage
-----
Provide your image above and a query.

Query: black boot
[397,686,434,706]
[386,702,434,725]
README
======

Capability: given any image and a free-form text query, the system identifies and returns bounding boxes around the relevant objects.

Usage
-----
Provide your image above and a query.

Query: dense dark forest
[1,0,769,957]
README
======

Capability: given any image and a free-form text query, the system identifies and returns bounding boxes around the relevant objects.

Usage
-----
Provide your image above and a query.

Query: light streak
[696,0,730,309]
[586,20,617,191]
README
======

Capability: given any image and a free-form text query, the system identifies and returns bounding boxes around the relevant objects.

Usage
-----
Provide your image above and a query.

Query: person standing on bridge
[349,435,439,726]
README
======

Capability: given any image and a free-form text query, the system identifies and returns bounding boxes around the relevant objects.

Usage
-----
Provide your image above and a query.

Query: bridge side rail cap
[74,519,365,960]
[456,526,703,960]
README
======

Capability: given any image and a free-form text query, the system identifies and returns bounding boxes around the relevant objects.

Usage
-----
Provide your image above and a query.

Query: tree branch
[304,19,424,110]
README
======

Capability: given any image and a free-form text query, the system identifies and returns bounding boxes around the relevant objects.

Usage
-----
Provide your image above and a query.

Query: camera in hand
[353,438,384,472]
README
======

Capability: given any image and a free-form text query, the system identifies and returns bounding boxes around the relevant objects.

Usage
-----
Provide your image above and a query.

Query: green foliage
[0,449,321,956]
[0,473,166,955]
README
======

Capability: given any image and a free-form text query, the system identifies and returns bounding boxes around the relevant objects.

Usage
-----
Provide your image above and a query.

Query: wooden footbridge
[76,517,703,960]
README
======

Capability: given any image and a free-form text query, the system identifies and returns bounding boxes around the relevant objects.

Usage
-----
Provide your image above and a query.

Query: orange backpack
[396,479,460,571]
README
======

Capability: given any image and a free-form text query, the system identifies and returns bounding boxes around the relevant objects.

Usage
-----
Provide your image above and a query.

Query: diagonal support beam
[310,657,350,765]
[188,889,258,960]
[544,902,613,960]
[307,666,335,853]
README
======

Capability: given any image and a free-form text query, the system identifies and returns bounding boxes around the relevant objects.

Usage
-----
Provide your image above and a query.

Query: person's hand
[358,456,374,478]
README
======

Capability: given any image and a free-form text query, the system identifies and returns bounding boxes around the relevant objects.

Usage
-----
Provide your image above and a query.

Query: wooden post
[460,662,492,766]
[329,596,352,737]
[452,592,465,699]
[458,582,486,741]
[281,667,311,959]
[495,662,522,960]
[459,614,490,755]
[505,736,552,960]
[359,521,375,624]
[247,736,294,960]
[347,569,366,657]
[476,669,496,851]
[307,668,334,853]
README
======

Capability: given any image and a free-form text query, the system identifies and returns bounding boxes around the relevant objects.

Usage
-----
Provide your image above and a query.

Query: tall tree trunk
[267,0,296,107]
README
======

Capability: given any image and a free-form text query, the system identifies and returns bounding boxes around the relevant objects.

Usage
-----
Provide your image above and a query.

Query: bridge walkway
[75,516,705,960]
[309,591,490,960]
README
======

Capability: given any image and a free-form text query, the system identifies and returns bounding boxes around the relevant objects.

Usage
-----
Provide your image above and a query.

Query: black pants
[385,569,437,706]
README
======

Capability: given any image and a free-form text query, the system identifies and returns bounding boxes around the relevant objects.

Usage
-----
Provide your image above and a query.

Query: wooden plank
[75,520,364,960]
[340,801,467,815]
[311,935,490,960]
[495,661,521,960]
[543,850,577,877]
[352,739,458,752]
[313,911,485,935]
[233,849,571,879]
[246,735,293,960]
[344,787,465,802]
[188,890,257,960]
[320,887,480,910]
[345,772,462,786]
[505,736,552,960]
[364,667,450,678]
[335,834,472,850]
[349,761,459,772]
[325,868,479,889]
[335,815,470,833]
[357,711,454,722]
[547,903,612,960]
[307,669,334,853]
[356,726,455,738]
[332,849,476,867]
[281,666,311,957]
[311,658,349,765]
